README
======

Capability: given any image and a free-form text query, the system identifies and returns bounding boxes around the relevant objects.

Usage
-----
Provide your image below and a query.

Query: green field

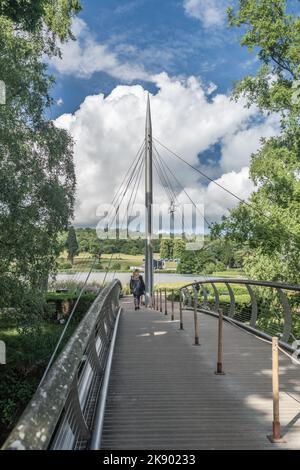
[57,252,177,272]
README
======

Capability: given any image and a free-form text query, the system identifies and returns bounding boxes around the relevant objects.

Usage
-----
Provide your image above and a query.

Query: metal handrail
[181,278,300,292]
[2,280,122,451]
[179,278,300,351]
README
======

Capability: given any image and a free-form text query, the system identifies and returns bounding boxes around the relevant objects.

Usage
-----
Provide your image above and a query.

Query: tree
[177,249,215,275]
[0,2,81,315]
[173,239,186,260]
[217,0,300,283]
[160,239,174,259]
[66,226,78,265]
[0,0,81,39]
[228,0,300,117]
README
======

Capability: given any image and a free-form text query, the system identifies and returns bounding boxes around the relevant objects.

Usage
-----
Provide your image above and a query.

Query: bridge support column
[144,94,153,307]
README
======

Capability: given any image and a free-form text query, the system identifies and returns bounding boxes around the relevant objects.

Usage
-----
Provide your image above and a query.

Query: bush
[58,261,73,270]
[112,262,121,271]
[45,292,98,321]
[214,262,226,272]
[203,263,216,275]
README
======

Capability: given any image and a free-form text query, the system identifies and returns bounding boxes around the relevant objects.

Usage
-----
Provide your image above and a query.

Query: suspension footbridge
[2,97,300,451]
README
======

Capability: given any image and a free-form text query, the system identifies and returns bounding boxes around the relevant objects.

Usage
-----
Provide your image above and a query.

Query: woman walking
[130,269,145,311]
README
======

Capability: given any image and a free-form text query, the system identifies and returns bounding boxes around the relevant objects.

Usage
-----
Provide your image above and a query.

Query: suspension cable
[154,145,212,228]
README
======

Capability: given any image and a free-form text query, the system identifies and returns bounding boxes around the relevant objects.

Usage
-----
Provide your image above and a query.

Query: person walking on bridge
[130,269,145,311]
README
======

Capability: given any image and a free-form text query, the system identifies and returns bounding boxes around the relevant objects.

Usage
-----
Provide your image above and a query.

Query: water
[54,272,210,285]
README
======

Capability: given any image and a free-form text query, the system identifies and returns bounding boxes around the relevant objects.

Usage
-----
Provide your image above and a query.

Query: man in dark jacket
[130,270,146,310]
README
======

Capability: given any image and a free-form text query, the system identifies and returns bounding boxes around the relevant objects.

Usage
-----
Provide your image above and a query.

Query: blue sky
[52,0,282,227]
[50,0,258,119]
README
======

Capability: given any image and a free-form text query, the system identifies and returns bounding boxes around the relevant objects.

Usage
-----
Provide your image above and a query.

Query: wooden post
[171,290,175,321]
[179,290,184,330]
[165,288,168,315]
[215,309,225,375]
[268,337,286,443]
[193,286,200,346]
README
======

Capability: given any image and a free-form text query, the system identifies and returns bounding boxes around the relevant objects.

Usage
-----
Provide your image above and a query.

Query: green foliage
[160,239,174,259]
[0,0,82,39]
[45,291,97,320]
[228,0,300,118]
[173,239,186,259]
[58,260,73,270]
[177,249,215,274]
[111,262,121,271]
[176,238,247,274]
[0,0,80,318]
[0,307,86,442]
[66,226,78,265]
[0,1,81,442]
[0,369,37,430]
[214,0,300,283]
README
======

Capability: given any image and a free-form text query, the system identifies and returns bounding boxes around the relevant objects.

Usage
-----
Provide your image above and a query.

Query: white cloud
[54,74,278,227]
[220,114,280,173]
[51,18,151,81]
[183,0,229,28]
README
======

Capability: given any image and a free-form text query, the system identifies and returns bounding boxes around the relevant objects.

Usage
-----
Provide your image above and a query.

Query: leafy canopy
[215,0,300,283]
[0,1,81,316]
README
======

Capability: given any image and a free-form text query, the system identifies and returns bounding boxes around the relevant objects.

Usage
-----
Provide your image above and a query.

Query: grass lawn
[58,253,164,272]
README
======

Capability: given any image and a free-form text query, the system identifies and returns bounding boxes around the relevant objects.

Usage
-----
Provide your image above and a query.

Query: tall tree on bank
[213,0,300,283]
[66,226,79,265]
[0,1,81,315]
[160,239,174,260]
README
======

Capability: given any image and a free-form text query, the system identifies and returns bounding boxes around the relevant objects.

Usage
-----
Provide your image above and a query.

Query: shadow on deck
[101,297,300,450]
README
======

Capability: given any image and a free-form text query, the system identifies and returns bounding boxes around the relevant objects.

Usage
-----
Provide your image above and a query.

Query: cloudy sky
[50,0,281,228]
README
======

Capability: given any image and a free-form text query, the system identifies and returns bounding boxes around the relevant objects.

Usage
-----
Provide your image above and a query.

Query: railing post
[193,286,200,346]
[215,309,225,375]
[160,289,162,313]
[268,337,286,443]
[179,290,184,330]
[171,290,175,321]
[165,288,168,315]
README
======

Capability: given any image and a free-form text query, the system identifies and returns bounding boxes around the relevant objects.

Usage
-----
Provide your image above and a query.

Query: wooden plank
[100,299,300,450]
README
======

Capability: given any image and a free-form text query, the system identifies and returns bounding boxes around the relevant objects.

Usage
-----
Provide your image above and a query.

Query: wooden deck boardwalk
[101,298,300,450]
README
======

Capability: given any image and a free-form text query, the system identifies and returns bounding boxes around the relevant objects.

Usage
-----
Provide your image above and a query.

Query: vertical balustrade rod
[268,337,285,443]
[179,290,184,330]
[193,286,200,346]
[215,309,225,375]
[171,290,174,321]
[165,288,168,315]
